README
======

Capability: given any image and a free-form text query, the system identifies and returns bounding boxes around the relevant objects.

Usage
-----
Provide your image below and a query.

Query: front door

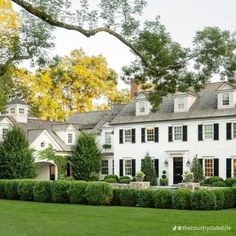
[49,165,55,180]
[173,157,183,184]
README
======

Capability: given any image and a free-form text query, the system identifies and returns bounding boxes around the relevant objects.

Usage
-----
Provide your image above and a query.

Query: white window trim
[19,108,25,114]
[101,159,109,175]
[203,124,214,140]
[173,126,183,142]
[105,132,112,145]
[202,157,214,177]
[222,92,230,106]
[123,158,133,176]
[124,129,132,143]
[146,127,154,143]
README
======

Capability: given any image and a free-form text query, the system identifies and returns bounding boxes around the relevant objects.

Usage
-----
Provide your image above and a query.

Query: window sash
[124,129,132,143]
[222,93,230,105]
[204,124,213,139]
[68,133,73,143]
[124,159,132,176]
[2,128,8,139]
[174,126,182,141]
[101,160,109,175]
[19,108,25,114]
[205,159,213,177]
[10,108,15,114]
[105,132,111,144]
[146,128,154,142]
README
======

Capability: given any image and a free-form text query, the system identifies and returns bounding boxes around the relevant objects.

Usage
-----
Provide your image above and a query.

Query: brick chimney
[131,80,143,98]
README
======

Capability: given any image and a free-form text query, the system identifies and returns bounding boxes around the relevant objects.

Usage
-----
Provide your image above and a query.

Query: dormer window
[222,93,230,106]
[19,108,25,114]
[139,102,146,113]
[178,97,185,110]
[68,133,73,144]
[10,108,15,114]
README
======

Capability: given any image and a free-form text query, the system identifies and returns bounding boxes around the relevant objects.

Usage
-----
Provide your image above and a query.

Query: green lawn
[0,200,235,236]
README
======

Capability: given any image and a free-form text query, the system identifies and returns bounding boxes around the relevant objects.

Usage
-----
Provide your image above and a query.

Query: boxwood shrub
[85,182,112,205]
[137,189,154,208]
[52,180,71,203]
[33,181,52,202]
[0,179,7,199]
[225,177,236,187]
[204,177,224,185]
[67,181,88,204]
[119,188,137,206]
[212,189,225,210]
[17,180,37,201]
[104,178,118,183]
[111,188,122,206]
[221,188,235,209]
[232,186,236,207]
[172,189,191,210]
[4,180,21,200]
[212,181,226,187]
[104,175,119,182]
[191,189,216,210]
[153,190,172,209]
[119,176,131,184]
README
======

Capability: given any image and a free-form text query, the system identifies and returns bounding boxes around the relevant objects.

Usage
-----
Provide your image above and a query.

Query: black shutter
[198,125,203,141]
[168,127,173,142]
[131,159,136,177]
[226,158,232,178]
[141,128,145,143]
[226,123,232,140]
[131,129,136,143]
[214,123,219,140]
[119,159,123,176]
[119,129,123,144]
[154,159,159,177]
[213,159,219,176]
[198,158,203,169]
[182,125,187,142]
[141,159,144,171]
[154,127,159,143]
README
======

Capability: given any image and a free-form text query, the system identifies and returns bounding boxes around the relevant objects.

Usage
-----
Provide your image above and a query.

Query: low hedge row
[0,179,235,210]
[205,177,236,187]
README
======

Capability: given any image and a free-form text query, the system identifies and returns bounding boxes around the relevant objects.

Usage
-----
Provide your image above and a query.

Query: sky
[14,0,236,89]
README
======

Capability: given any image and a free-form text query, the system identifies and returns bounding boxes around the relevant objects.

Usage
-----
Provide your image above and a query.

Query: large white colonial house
[1,81,236,185]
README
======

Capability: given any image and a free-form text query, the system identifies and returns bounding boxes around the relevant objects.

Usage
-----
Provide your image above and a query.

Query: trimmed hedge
[111,188,122,206]
[119,188,137,206]
[104,178,118,183]
[119,176,131,184]
[4,180,20,200]
[172,189,191,210]
[104,175,119,182]
[232,186,236,207]
[68,181,88,204]
[191,189,216,210]
[33,181,52,202]
[225,177,236,187]
[17,180,37,201]
[0,180,7,199]
[212,189,225,210]
[85,182,112,205]
[205,176,224,185]
[212,181,226,187]
[52,180,71,203]
[137,189,154,207]
[153,190,172,209]
[221,188,235,209]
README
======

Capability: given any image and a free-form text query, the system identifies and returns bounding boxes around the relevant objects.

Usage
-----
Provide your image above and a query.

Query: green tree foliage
[11,0,236,110]
[70,132,101,181]
[0,125,36,179]
[190,156,204,183]
[141,153,157,186]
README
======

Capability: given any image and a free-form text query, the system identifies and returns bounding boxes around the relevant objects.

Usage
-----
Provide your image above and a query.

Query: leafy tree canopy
[4,0,236,110]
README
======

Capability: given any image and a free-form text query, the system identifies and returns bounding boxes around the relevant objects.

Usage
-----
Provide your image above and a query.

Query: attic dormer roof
[7,98,27,106]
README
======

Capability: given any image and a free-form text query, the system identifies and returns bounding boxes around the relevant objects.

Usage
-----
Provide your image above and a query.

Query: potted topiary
[136,171,145,182]
[160,170,168,186]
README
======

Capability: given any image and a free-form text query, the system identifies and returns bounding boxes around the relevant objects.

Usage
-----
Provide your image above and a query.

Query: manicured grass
[0,200,235,236]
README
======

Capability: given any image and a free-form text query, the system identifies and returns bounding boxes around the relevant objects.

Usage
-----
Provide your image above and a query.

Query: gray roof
[7,98,27,105]
[111,82,236,125]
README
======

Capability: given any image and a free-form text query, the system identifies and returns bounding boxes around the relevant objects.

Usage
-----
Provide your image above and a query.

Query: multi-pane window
[2,128,8,140]
[178,97,185,110]
[139,102,146,113]
[124,159,132,176]
[234,159,236,177]
[222,93,230,106]
[146,128,154,142]
[205,159,213,177]
[124,129,132,142]
[68,133,73,144]
[105,132,111,144]
[101,160,109,175]
[10,108,15,114]
[174,126,182,141]
[40,141,45,148]
[233,123,236,139]
[19,108,25,114]
[204,124,213,139]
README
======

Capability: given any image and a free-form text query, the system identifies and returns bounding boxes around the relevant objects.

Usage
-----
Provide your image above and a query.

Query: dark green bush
[85,182,112,205]
[212,181,226,187]
[4,180,20,200]
[172,189,191,209]
[212,189,225,210]
[67,181,88,204]
[104,178,118,183]
[17,180,37,201]
[0,180,7,199]
[137,189,154,207]
[225,177,236,187]
[221,188,235,209]
[191,189,216,210]
[119,188,137,206]
[232,186,236,207]
[104,175,119,181]
[204,177,224,185]
[33,181,52,202]
[153,190,172,208]
[119,176,131,184]
[52,180,71,203]
[111,188,122,205]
